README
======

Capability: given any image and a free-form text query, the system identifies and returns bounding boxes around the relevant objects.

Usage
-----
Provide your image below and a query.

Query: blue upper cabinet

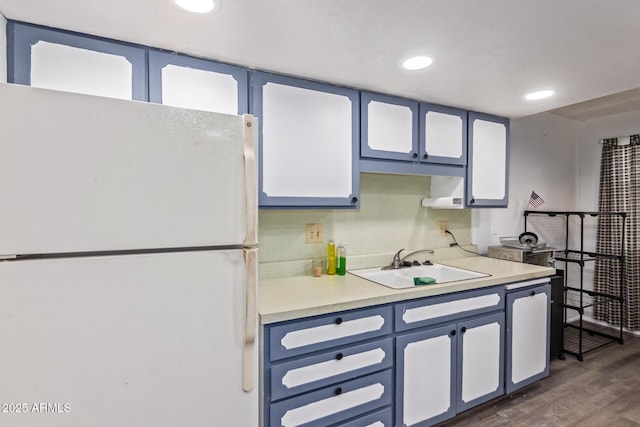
[251,72,360,208]
[361,91,419,162]
[7,19,509,209]
[419,103,467,166]
[7,21,147,101]
[148,51,248,115]
[360,93,466,178]
[466,112,510,207]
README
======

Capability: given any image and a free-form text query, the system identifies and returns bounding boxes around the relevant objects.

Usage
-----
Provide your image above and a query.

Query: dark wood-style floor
[438,331,640,427]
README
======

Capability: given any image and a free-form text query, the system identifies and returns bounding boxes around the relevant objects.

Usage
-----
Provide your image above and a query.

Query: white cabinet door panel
[471,120,506,199]
[269,337,393,401]
[458,313,504,410]
[396,325,456,426]
[506,284,551,393]
[31,41,132,99]
[402,293,501,325]
[512,294,548,381]
[269,306,393,361]
[467,112,509,207]
[404,336,452,424]
[367,100,413,153]
[360,92,417,162]
[253,72,359,207]
[419,103,467,165]
[270,370,393,427]
[395,287,505,332]
[281,383,384,426]
[280,315,386,350]
[282,348,386,387]
[161,64,238,114]
[262,83,352,198]
[8,23,146,101]
[425,111,463,158]
[148,51,248,115]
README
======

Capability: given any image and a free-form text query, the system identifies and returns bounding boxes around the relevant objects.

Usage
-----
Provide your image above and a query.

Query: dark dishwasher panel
[550,271,564,360]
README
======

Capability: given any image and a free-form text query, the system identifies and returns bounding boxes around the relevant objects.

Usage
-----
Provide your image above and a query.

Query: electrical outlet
[305,223,324,243]
[438,221,449,237]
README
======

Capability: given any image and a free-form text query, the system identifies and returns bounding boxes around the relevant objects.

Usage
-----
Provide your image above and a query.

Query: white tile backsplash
[259,173,472,279]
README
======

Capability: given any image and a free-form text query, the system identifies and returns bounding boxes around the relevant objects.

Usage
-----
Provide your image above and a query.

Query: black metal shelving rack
[524,210,626,361]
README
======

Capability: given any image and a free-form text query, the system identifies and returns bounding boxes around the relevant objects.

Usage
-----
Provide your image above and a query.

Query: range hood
[421,176,465,209]
[421,197,464,209]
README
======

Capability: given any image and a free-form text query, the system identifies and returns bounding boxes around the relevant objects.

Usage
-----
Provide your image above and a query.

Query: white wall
[473,112,578,252]
[0,13,6,82]
[576,110,640,210]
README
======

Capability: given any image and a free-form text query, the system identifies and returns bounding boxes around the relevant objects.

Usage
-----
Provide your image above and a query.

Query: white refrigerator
[0,83,259,426]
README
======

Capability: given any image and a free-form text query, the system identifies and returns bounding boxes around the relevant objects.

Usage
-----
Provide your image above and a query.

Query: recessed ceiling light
[173,0,219,14]
[402,55,434,71]
[524,89,556,101]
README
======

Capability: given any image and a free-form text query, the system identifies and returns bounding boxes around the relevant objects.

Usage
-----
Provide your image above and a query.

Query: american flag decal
[528,191,545,208]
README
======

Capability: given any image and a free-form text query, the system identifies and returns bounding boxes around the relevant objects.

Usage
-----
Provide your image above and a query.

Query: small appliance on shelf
[488,232,555,266]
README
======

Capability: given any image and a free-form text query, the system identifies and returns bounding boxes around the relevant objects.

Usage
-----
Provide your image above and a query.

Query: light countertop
[259,256,556,324]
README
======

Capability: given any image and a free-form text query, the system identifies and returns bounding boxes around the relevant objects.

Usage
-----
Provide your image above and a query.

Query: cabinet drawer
[269,369,393,427]
[334,407,393,427]
[395,286,504,332]
[269,306,393,361]
[270,338,393,401]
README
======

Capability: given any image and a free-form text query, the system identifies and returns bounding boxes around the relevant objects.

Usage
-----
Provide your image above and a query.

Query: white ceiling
[1,0,640,119]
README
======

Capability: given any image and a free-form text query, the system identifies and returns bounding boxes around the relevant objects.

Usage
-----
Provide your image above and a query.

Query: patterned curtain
[593,135,640,330]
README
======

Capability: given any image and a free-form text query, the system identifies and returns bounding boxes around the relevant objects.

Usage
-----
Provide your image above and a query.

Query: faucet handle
[390,248,405,269]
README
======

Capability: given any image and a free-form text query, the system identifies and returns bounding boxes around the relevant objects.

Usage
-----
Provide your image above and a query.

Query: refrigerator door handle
[242,247,258,392]
[243,115,258,247]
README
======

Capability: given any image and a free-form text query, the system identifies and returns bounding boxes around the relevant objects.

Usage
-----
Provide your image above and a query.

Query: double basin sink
[349,263,490,290]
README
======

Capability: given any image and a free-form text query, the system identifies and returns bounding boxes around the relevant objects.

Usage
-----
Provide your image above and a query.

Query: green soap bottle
[327,239,336,275]
[336,243,346,276]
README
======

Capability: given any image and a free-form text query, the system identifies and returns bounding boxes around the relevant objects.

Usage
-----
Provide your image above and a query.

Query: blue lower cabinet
[505,284,551,393]
[269,306,393,361]
[333,407,393,427]
[269,369,393,427]
[270,338,393,401]
[395,312,505,427]
[456,312,505,413]
[396,324,457,427]
[395,286,505,332]
[264,283,551,426]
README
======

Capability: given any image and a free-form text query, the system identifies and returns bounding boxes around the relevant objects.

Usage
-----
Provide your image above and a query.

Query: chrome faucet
[382,248,435,270]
